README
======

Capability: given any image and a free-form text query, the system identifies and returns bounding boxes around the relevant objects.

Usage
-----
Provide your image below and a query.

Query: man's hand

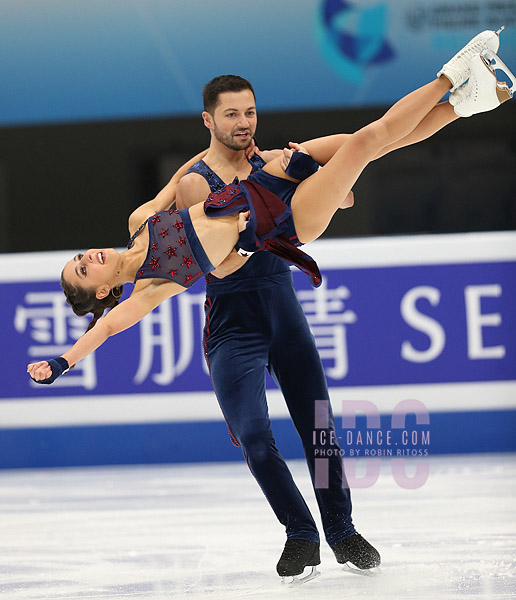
[339,189,355,209]
[238,210,250,232]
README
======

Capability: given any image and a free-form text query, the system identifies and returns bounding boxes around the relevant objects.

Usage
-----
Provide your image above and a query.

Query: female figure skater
[28,30,513,386]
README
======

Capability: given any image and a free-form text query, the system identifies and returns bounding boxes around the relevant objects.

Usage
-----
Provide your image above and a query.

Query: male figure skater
[175,75,380,582]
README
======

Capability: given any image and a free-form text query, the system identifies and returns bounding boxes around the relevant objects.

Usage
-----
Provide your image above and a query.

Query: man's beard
[213,125,254,151]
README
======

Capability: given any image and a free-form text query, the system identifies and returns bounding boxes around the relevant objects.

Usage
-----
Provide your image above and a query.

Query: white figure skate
[450,49,515,117]
[437,27,503,91]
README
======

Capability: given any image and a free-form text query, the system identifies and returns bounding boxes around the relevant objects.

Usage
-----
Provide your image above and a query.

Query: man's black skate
[276,539,321,584]
[331,533,381,574]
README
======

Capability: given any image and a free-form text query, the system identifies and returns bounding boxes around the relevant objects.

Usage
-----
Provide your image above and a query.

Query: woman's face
[62,248,120,296]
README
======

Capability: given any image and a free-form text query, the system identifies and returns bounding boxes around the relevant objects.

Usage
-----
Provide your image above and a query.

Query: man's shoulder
[178,170,211,189]
[176,172,211,209]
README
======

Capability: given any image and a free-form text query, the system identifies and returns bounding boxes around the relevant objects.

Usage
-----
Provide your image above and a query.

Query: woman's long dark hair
[60,273,123,332]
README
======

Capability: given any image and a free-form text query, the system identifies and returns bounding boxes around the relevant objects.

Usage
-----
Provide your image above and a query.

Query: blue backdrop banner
[2,0,515,125]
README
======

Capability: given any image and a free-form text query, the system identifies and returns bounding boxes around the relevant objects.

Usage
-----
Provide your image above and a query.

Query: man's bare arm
[176,173,212,209]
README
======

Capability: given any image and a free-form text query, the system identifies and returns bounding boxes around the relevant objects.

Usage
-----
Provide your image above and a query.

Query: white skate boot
[450,49,515,117]
[437,27,503,91]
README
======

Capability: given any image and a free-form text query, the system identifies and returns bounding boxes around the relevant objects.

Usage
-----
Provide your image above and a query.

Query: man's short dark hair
[202,75,256,114]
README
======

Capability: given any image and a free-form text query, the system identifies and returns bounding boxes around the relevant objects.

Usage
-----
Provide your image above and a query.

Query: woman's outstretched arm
[27,281,182,383]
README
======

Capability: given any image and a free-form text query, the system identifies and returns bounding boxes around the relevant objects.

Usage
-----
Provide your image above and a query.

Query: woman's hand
[27,356,70,384]
[245,138,260,159]
[27,360,52,382]
[280,141,310,172]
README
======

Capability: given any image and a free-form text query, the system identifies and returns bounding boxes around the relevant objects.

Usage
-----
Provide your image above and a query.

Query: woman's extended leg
[271,98,456,169]
[374,100,459,160]
[287,76,451,243]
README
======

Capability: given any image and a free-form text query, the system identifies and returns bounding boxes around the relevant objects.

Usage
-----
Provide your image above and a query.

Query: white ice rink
[1,454,515,600]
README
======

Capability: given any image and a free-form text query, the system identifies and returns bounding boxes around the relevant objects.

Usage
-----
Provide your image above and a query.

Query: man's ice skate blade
[341,562,382,577]
[281,565,321,586]
[276,539,320,579]
[331,533,381,572]
[451,51,514,117]
[436,28,502,91]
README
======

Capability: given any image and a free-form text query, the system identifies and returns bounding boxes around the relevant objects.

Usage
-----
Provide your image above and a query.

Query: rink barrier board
[0,410,515,470]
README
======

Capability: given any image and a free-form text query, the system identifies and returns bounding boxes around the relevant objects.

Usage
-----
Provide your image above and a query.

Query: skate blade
[281,566,321,586]
[342,562,381,577]
[481,49,515,97]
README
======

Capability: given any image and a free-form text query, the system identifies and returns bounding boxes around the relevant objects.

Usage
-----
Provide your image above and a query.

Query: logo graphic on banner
[315,0,395,83]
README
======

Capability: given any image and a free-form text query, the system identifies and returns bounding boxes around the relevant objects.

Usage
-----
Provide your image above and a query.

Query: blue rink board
[1,410,515,470]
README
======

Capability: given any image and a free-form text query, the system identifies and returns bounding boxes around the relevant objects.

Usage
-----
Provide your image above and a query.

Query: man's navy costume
[187,155,356,546]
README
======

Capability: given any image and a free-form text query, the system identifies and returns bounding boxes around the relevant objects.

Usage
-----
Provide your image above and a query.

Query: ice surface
[0,454,515,599]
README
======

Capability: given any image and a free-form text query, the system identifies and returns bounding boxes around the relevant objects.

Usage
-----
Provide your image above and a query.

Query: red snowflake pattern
[181,255,195,268]
[151,215,161,224]
[159,228,169,238]
[169,269,178,277]
[168,208,179,215]
[149,256,160,271]
[165,245,177,258]
[173,220,184,231]
[178,236,187,245]
[150,242,157,252]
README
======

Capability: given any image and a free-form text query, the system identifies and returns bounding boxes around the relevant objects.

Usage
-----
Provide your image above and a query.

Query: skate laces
[442,29,501,89]
[280,539,311,559]
[277,539,317,567]
[448,32,496,75]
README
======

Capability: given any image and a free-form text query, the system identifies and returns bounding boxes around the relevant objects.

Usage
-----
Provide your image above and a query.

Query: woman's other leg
[374,100,459,160]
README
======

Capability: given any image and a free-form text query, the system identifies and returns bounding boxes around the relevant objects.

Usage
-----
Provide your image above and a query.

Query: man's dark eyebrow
[223,106,256,112]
